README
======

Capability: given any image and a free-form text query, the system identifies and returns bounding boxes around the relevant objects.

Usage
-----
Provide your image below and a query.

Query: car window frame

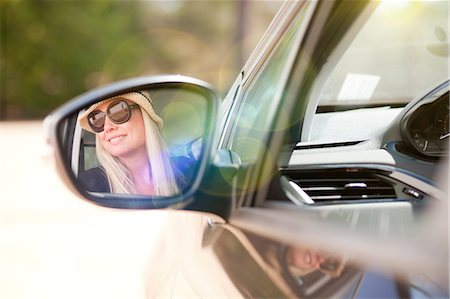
[218,1,315,151]
[218,1,318,209]
[248,0,374,207]
[277,0,378,154]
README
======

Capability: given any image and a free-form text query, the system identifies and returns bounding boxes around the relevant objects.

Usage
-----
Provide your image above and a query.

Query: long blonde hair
[96,107,180,196]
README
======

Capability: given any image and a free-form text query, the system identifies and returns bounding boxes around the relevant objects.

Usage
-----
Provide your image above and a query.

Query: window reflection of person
[78,91,181,196]
[285,246,344,278]
[213,232,346,298]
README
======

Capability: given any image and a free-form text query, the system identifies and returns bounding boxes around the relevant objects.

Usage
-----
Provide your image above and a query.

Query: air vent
[284,169,397,202]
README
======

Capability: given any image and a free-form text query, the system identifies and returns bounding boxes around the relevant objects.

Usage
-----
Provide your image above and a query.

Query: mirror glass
[57,85,212,202]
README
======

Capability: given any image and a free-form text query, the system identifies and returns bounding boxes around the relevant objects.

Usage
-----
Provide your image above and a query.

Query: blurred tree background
[0,0,282,120]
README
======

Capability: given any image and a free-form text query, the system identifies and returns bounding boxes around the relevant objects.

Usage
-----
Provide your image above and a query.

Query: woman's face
[287,247,325,271]
[97,100,147,160]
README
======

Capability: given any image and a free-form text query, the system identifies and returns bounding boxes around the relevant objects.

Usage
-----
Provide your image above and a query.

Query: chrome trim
[71,110,83,176]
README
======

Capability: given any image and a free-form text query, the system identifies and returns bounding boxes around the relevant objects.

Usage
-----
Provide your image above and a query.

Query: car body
[44,0,448,298]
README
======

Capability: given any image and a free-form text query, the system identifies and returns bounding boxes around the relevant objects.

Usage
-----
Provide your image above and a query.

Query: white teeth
[109,135,125,144]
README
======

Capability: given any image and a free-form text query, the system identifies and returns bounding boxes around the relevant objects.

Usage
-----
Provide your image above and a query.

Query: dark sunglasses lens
[108,101,131,124]
[88,110,106,132]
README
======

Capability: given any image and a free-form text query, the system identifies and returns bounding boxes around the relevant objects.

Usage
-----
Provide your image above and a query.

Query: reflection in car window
[318,1,448,109]
[81,130,100,170]
[229,3,311,164]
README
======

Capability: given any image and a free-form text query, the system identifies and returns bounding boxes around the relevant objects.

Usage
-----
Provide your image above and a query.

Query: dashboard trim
[283,162,441,200]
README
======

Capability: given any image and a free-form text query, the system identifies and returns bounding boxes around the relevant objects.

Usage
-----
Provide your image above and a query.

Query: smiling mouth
[108,135,126,144]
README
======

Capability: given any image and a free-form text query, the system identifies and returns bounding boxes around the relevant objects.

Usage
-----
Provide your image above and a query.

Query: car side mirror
[44,75,219,209]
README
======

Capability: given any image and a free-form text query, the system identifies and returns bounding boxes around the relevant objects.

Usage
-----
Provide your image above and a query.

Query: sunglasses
[87,100,139,133]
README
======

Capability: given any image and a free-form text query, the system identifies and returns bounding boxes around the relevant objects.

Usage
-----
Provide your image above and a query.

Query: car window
[81,130,100,170]
[227,2,313,164]
[318,1,448,109]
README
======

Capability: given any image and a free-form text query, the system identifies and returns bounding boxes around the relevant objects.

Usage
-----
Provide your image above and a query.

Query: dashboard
[401,82,449,158]
[286,80,448,207]
[280,81,448,299]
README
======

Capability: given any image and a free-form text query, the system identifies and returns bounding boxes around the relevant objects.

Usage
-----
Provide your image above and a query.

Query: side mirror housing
[44,75,220,209]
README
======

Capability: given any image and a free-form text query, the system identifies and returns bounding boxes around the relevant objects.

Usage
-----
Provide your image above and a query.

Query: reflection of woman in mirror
[78,91,182,196]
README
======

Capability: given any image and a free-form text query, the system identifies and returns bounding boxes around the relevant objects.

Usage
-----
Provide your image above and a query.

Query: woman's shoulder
[171,156,196,191]
[171,155,195,173]
[78,166,110,192]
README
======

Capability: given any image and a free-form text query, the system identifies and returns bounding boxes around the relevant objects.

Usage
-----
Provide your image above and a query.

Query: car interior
[281,80,448,209]
[243,1,448,229]
[41,1,448,297]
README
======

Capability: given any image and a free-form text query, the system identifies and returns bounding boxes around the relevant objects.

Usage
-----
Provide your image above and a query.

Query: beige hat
[78,91,163,133]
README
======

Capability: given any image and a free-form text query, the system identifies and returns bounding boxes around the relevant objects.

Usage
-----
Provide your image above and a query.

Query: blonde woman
[78,91,186,196]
